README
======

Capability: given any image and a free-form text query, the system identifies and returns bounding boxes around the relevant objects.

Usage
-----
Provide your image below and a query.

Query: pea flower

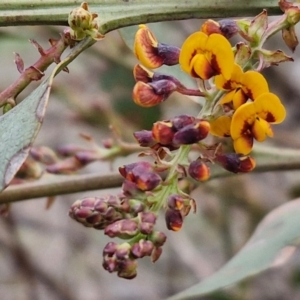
[134,25,180,69]
[215,64,269,110]
[179,32,234,80]
[231,93,286,154]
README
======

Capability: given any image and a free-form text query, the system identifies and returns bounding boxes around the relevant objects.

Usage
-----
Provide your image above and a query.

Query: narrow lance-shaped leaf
[0,37,95,192]
[169,198,300,299]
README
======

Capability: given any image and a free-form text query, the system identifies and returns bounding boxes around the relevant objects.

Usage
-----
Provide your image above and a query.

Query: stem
[0,1,282,29]
[1,144,300,204]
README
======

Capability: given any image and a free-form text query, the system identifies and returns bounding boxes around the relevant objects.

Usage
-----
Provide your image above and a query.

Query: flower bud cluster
[134,114,210,150]
[102,229,166,279]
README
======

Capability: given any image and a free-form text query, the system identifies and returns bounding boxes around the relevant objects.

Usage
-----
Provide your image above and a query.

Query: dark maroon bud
[165,208,183,231]
[171,115,195,131]
[133,130,156,147]
[119,161,153,180]
[172,120,210,145]
[188,160,210,181]
[215,153,256,173]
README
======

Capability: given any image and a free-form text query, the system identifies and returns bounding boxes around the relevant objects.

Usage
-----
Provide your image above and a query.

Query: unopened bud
[117,259,138,279]
[152,120,174,145]
[133,130,156,147]
[215,153,256,173]
[104,219,139,239]
[188,160,210,181]
[165,208,183,231]
[172,120,210,145]
[131,240,154,258]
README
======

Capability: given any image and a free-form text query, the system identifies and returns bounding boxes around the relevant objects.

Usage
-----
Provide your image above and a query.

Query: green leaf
[169,198,300,300]
[0,1,282,28]
[0,37,95,192]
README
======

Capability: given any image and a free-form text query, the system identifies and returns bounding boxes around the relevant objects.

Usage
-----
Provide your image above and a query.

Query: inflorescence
[68,1,300,279]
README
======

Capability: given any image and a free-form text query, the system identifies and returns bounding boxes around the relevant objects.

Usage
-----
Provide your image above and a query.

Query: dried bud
[104,219,139,239]
[215,153,256,173]
[165,208,183,231]
[188,160,210,181]
[15,157,43,180]
[134,24,179,69]
[68,2,104,40]
[132,80,177,107]
[152,120,174,145]
[133,130,156,147]
[131,240,154,258]
[172,120,210,145]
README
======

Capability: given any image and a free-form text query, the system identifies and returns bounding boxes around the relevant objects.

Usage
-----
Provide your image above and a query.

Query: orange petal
[205,33,234,80]
[254,93,286,124]
[191,54,215,80]
[241,71,269,100]
[251,117,273,142]
[209,116,231,137]
[233,134,253,155]
[179,31,208,75]
[134,25,163,69]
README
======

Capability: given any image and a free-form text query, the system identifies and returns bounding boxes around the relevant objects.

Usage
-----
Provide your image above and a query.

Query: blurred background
[1,18,300,300]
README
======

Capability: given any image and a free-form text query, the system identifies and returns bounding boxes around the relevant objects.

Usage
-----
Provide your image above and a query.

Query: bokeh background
[1,17,300,300]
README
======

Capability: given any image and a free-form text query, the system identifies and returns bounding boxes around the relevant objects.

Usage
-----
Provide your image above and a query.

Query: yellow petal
[251,117,273,142]
[232,88,248,110]
[191,54,215,80]
[233,134,253,155]
[231,102,256,140]
[209,116,231,137]
[179,31,208,75]
[215,64,243,90]
[254,93,286,124]
[241,71,269,100]
[220,90,236,105]
[205,34,234,80]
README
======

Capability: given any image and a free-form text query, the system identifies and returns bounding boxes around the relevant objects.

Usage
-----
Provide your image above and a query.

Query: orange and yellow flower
[215,64,269,110]
[179,32,234,80]
[230,92,286,154]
